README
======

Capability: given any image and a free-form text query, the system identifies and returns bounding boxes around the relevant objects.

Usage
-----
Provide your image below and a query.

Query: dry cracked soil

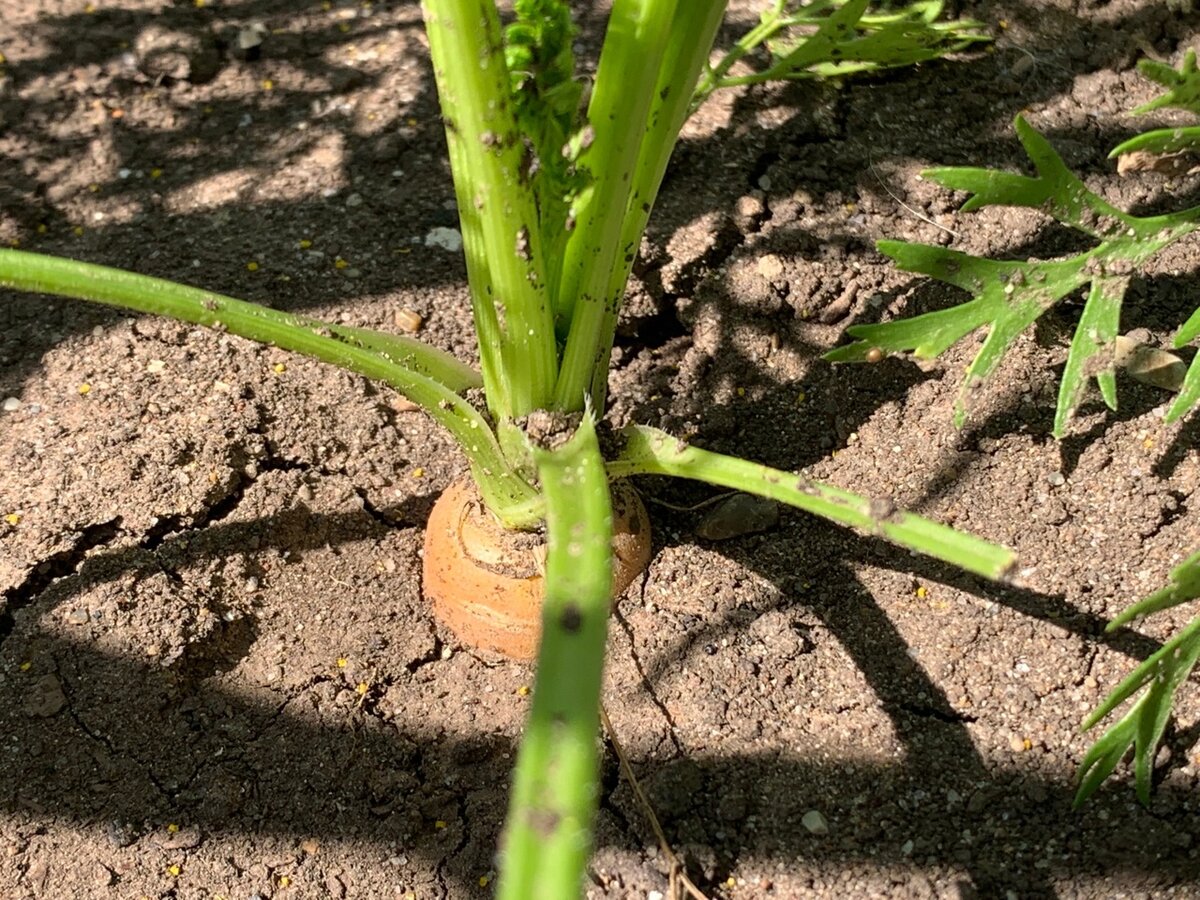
[2,1,1200,898]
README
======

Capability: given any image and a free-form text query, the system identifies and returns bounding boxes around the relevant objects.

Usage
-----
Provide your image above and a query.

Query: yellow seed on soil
[84,2,95,12]
[5,513,20,526]
[478,876,490,887]
[725,876,736,888]
[88,183,100,193]
[150,168,163,179]
[19,661,31,671]
[278,876,290,887]
[299,239,312,249]
[915,585,927,599]
[337,657,348,668]
[273,363,286,374]
[334,257,349,269]
[1143,437,1155,450]
[78,383,91,395]
[516,685,530,697]
[736,386,746,397]
[411,467,425,478]
[194,0,206,7]
[406,117,418,127]
[73,226,84,236]
[167,865,180,877]
[338,22,350,32]
[435,820,447,829]
[261,79,274,91]
[36,224,47,234]
[246,261,259,272]
[356,682,368,695]
[167,823,179,833]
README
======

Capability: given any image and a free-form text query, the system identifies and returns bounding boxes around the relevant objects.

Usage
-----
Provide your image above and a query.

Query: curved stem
[0,248,544,527]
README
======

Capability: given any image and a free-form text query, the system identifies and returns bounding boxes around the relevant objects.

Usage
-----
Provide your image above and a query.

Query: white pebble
[801,810,828,834]
[424,226,463,253]
[2,397,21,412]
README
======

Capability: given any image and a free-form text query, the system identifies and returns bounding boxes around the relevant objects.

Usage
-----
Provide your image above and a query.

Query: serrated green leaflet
[692,0,986,109]
[1131,48,1200,116]
[1110,49,1200,158]
[1076,551,1200,806]
[828,114,1200,436]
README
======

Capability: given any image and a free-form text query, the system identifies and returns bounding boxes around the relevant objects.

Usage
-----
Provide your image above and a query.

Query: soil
[2,1,1200,898]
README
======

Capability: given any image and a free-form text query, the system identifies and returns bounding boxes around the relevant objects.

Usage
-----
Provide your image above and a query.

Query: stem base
[422,476,651,659]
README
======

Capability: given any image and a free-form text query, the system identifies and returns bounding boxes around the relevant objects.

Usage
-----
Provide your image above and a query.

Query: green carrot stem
[422,0,559,420]
[0,247,544,527]
[499,414,613,899]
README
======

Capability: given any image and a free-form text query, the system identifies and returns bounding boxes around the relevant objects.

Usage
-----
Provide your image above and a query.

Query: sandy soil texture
[2,1,1200,897]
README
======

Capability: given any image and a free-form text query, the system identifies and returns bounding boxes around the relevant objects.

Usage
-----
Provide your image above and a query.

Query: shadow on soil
[1,495,1197,897]
[4,2,1200,898]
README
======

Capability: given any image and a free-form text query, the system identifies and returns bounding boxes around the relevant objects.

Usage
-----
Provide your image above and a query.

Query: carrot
[422,476,651,659]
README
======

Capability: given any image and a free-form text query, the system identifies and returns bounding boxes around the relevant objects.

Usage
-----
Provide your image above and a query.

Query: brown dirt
[2,1,1200,898]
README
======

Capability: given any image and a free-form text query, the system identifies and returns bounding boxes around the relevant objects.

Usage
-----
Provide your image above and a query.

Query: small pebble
[92,862,115,887]
[244,576,260,593]
[425,226,463,252]
[2,397,20,412]
[23,674,67,718]
[757,253,784,282]
[801,810,828,834]
[1046,471,1065,486]
[345,193,364,208]
[106,821,137,848]
[696,493,779,541]
[159,825,202,850]
[66,608,89,625]
[394,308,423,333]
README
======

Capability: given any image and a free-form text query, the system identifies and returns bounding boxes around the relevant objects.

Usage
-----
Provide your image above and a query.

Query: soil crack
[896,700,977,725]
[0,518,123,644]
[613,606,684,756]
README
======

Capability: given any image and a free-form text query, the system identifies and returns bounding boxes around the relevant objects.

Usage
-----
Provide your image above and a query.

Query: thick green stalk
[0,248,544,527]
[422,0,559,419]
[552,0,680,411]
[498,415,613,900]
[581,0,729,408]
[609,424,1016,580]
